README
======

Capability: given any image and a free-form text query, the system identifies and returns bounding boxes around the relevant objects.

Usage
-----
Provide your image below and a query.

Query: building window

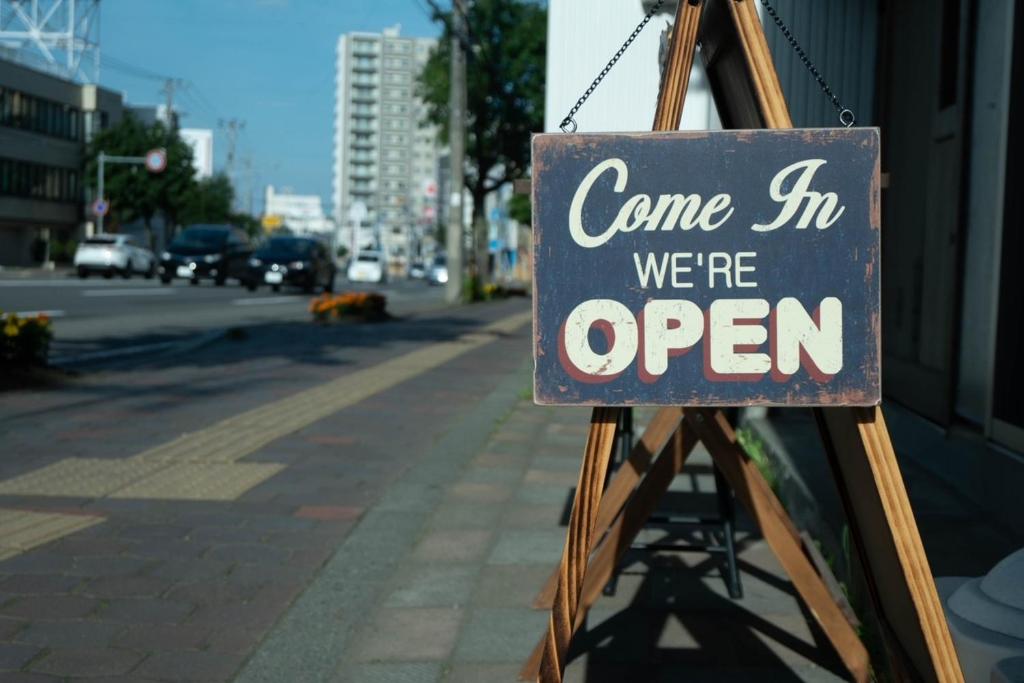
[0,157,80,203]
[0,87,82,142]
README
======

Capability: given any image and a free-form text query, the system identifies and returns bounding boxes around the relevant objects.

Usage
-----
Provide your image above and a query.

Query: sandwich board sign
[532,128,880,406]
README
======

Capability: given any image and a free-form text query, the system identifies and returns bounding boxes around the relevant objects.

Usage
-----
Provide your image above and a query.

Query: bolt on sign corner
[532,128,881,407]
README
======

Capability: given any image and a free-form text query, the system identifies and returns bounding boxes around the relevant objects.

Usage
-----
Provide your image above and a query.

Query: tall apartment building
[333,25,440,268]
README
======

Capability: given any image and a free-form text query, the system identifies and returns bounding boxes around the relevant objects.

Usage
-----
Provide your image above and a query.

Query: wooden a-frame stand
[522,2,963,682]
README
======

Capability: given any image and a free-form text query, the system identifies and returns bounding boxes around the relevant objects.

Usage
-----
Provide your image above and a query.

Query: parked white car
[346,251,386,283]
[74,235,157,279]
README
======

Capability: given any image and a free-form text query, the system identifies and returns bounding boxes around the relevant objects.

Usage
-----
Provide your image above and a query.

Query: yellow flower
[3,323,18,337]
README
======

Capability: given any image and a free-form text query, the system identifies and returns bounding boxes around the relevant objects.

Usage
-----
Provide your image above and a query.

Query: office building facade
[0,57,123,266]
[333,25,440,269]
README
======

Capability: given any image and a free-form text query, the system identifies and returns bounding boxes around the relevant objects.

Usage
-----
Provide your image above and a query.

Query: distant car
[159,225,252,286]
[74,234,156,279]
[427,255,449,286]
[244,236,336,293]
[347,251,386,284]
[408,259,426,279]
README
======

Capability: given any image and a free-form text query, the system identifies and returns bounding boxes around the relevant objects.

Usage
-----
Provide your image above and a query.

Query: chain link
[559,0,666,133]
[759,0,856,127]
[559,0,855,131]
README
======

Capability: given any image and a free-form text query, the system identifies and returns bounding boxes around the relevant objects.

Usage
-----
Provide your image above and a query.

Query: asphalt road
[0,272,447,363]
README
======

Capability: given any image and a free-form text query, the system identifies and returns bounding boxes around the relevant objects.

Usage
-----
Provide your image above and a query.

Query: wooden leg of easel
[537,407,620,683]
[532,407,685,609]
[817,407,964,683]
[686,409,871,683]
[522,422,698,681]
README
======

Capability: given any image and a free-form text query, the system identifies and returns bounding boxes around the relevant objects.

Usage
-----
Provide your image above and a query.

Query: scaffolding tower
[0,0,100,83]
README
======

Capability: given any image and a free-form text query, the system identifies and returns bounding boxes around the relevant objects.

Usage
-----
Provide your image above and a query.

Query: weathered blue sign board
[532,128,880,406]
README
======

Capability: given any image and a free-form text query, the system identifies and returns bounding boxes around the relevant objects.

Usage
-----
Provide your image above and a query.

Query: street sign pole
[93,149,167,233]
[97,152,105,235]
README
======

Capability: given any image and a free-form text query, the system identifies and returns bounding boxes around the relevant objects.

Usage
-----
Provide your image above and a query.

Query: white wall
[545,0,718,133]
[180,128,214,179]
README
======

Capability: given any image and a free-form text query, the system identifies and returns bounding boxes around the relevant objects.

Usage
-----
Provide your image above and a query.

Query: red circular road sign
[91,198,109,217]
[145,148,167,173]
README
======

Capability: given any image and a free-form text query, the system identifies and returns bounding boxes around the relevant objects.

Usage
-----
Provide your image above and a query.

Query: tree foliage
[416,0,546,211]
[178,174,235,227]
[84,114,196,233]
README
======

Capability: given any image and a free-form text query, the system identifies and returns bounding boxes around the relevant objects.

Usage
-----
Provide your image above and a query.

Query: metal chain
[759,0,856,127]
[559,0,666,133]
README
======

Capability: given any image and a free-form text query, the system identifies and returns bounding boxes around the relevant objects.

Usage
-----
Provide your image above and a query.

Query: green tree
[84,114,197,247]
[417,0,545,281]
[178,173,235,227]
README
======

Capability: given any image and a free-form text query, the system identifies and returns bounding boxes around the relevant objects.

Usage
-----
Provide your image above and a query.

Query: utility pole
[219,118,246,177]
[219,118,246,212]
[446,0,467,304]
[161,78,184,129]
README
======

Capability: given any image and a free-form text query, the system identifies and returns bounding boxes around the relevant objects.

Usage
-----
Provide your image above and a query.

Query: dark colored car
[159,225,252,286]
[244,236,336,293]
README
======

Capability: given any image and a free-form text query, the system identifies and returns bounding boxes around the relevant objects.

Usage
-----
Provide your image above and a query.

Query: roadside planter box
[532,128,880,406]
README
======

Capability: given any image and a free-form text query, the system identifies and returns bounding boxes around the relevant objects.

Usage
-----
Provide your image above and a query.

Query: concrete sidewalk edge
[233,356,534,683]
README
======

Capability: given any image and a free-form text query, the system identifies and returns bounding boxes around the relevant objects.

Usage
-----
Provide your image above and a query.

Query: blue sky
[99,0,439,215]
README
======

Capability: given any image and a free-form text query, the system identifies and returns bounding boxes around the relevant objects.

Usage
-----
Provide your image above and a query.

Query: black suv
[243,236,336,293]
[159,225,252,286]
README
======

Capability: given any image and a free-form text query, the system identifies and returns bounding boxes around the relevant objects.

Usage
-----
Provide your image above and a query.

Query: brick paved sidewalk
[242,365,848,683]
[0,300,536,682]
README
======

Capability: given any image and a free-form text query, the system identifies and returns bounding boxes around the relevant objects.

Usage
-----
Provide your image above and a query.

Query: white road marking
[82,288,176,297]
[0,279,160,288]
[231,296,303,306]
[9,309,66,318]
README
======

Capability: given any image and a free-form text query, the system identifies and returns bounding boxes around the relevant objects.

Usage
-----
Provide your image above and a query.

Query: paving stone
[452,608,547,663]
[186,599,282,633]
[112,622,209,651]
[442,662,522,683]
[203,543,290,565]
[349,608,462,662]
[2,595,100,619]
[514,483,574,506]
[294,505,363,521]
[448,482,512,504]
[424,502,502,531]
[81,576,173,598]
[0,574,81,595]
[457,467,524,485]
[163,580,260,605]
[0,642,42,670]
[0,616,27,640]
[30,648,145,677]
[99,597,195,624]
[131,650,247,681]
[16,620,124,649]
[148,558,233,582]
[332,662,443,683]
[500,503,565,529]
[411,530,492,563]
[487,530,566,566]
[471,565,555,609]
[384,564,479,608]
[67,556,151,577]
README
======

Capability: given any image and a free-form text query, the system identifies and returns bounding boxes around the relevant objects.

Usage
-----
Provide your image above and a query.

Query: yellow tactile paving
[0,458,168,498]
[110,463,286,501]
[0,509,103,560]
[0,310,532,505]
